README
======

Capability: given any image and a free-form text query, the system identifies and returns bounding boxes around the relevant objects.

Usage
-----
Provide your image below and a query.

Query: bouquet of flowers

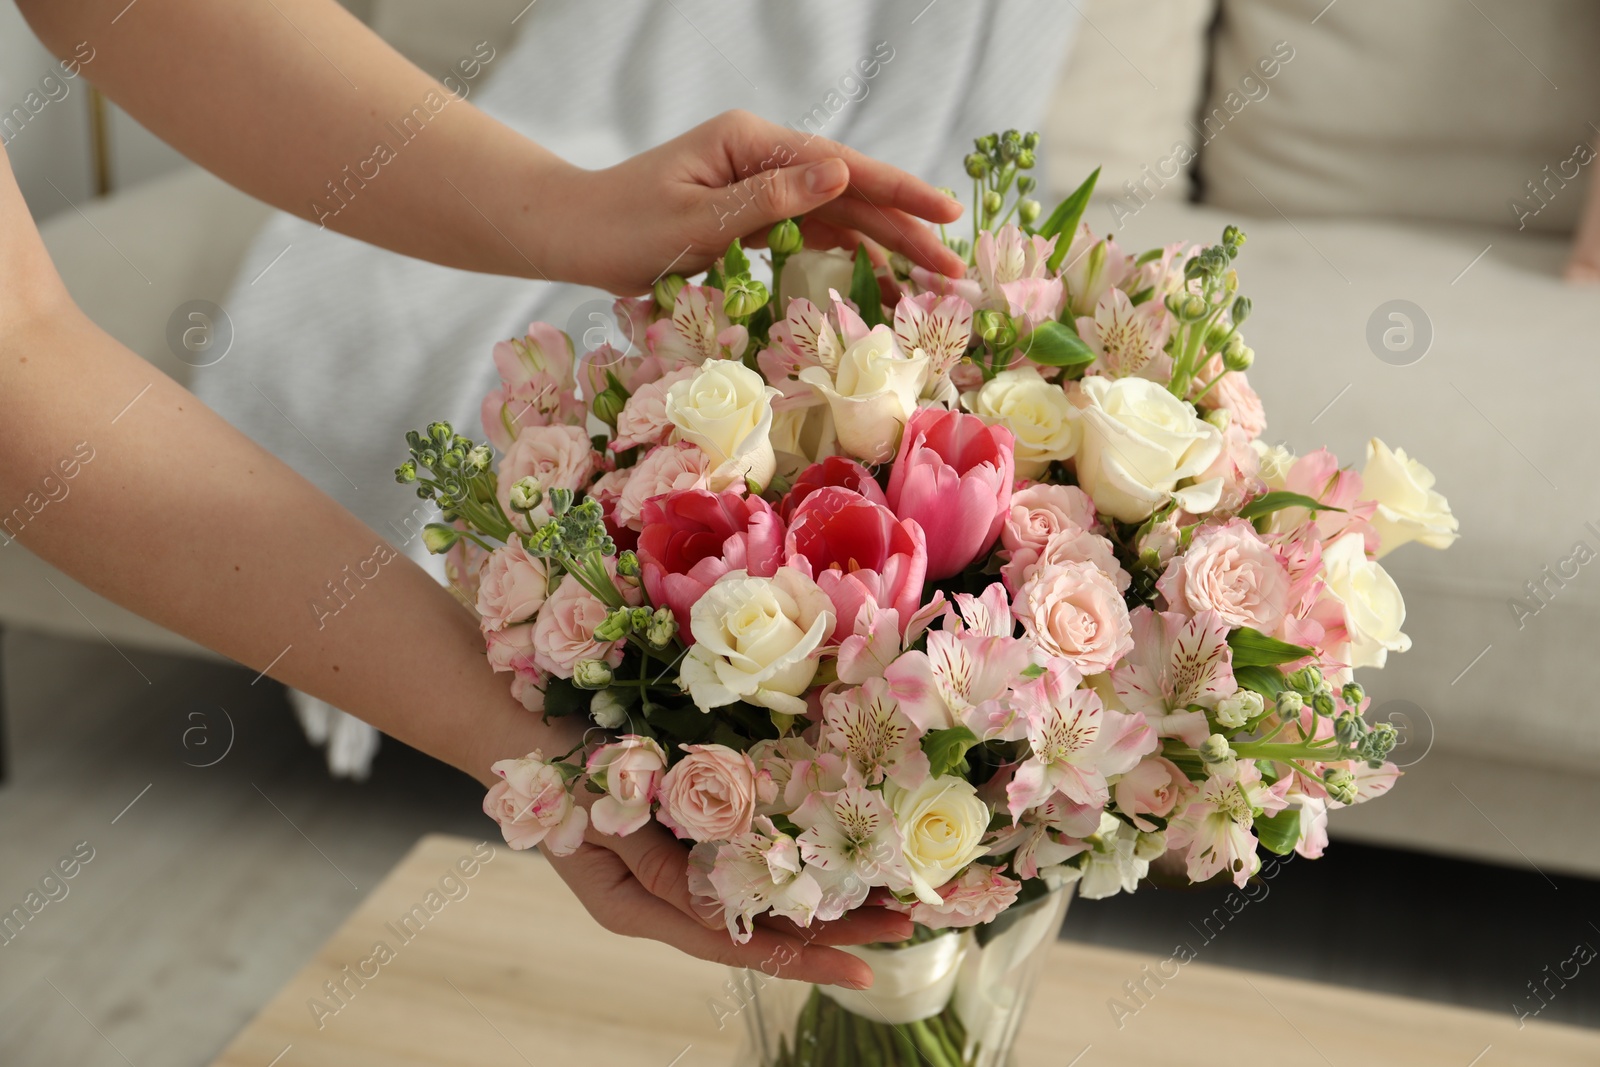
[398,131,1457,1065]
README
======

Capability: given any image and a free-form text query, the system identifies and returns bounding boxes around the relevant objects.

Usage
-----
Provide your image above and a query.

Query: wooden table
[210,835,1600,1067]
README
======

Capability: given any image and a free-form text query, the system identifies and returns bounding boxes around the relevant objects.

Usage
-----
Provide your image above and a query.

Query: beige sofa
[8,0,1600,875]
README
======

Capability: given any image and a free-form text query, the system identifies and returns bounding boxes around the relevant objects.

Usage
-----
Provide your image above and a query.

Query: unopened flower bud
[1223,224,1246,252]
[428,421,454,445]
[465,445,492,473]
[1358,721,1398,763]
[1341,682,1365,708]
[1231,295,1252,325]
[1287,666,1323,692]
[1203,407,1232,432]
[654,273,686,310]
[1022,130,1040,150]
[723,279,769,319]
[1198,733,1234,765]
[593,608,632,643]
[508,477,542,513]
[975,309,1006,342]
[546,486,574,516]
[1215,690,1264,730]
[590,688,636,729]
[1276,691,1304,718]
[964,152,988,178]
[936,186,957,200]
[1018,198,1041,225]
[1167,292,1209,323]
[615,550,641,578]
[592,386,627,428]
[395,461,417,484]
[1134,830,1167,862]
[1334,712,1363,747]
[1323,768,1357,805]
[572,658,614,690]
[1017,175,1037,195]
[1015,147,1036,170]
[982,189,1004,217]
[1312,690,1337,718]
[421,523,459,554]
[768,218,802,256]
[1223,343,1254,373]
[645,607,678,650]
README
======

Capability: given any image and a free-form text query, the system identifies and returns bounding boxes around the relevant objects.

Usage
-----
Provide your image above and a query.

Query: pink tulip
[637,490,785,636]
[887,407,1015,579]
[785,486,927,642]
[779,455,888,522]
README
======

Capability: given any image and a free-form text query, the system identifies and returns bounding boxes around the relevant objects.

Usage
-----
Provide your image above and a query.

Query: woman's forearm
[17,0,569,280]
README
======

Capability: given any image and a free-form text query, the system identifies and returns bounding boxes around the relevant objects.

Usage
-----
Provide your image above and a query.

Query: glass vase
[730,885,1073,1066]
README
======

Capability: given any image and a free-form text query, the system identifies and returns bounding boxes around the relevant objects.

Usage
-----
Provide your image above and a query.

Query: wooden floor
[2,629,1597,1066]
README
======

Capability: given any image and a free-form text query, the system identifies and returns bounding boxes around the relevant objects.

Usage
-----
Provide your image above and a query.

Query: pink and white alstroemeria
[480,324,588,451]
[792,776,911,919]
[886,589,1035,739]
[819,677,930,789]
[975,225,1058,309]
[1267,448,1379,552]
[985,794,1097,879]
[1112,607,1237,747]
[1078,287,1173,380]
[1166,759,1289,887]
[763,297,844,380]
[692,819,822,943]
[893,291,974,385]
[646,285,748,367]
[1007,664,1157,820]
[1060,224,1136,317]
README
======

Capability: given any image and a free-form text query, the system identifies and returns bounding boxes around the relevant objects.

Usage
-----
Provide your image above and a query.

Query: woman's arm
[16,0,964,292]
[0,146,897,987]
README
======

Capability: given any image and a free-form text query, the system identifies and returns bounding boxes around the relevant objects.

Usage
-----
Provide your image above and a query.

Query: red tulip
[779,455,889,522]
[784,486,927,642]
[638,490,785,638]
[887,407,1015,580]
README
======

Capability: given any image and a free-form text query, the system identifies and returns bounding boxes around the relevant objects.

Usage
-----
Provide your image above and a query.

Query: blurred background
[3,1,1599,1063]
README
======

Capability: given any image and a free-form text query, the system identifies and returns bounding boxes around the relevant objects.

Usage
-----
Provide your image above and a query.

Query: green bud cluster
[960,129,1043,254]
[397,420,515,546]
[522,498,616,562]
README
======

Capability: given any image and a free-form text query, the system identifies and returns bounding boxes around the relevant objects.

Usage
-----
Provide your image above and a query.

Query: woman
[2,0,976,989]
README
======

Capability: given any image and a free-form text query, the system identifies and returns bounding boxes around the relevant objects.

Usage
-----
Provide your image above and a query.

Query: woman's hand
[544,109,967,295]
[544,814,912,989]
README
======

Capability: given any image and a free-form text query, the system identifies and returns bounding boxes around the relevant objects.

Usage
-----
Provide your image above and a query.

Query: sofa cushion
[1198,0,1600,234]
[1043,0,1216,203]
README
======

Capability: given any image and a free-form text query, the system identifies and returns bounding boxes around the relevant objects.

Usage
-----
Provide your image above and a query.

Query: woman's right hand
[543,816,911,989]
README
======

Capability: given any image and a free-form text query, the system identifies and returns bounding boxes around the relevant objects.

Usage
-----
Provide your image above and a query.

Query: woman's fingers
[810,193,966,277]
[756,905,913,947]
[598,821,722,929]
[546,844,877,988]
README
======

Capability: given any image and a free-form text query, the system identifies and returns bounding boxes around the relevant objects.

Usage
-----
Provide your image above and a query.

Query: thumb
[712,157,849,237]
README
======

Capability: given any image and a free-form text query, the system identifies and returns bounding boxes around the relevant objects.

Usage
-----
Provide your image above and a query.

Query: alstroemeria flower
[689,820,822,943]
[894,291,974,386]
[637,489,785,636]
[1006,663,1157,820]
[792,774,911,919]
[886,590,1034,740]
[1078,287,1173,380]
[647,284,747,367]
[818,676,930,789]
[784,486,927,642]
[1167,759,1289,888]
[480,323,587,450]
[887,406,1014,580]
[1111,607,1236,747]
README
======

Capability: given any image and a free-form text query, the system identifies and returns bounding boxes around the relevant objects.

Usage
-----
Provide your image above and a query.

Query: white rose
[884,774,992,904]
[1070,375,1224,523]
[797,325,928,464]
[664,359,780,490]
[680,567,835,717]
[779,248,856,311]
[1361,438,1458,557]
[1321,532,1410,669]
[963,367,1080,479]
[1252,440,1295,488]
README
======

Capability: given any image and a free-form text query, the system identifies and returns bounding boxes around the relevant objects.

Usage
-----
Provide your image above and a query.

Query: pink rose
[1000,483,1098,555]
[1001,524,1128,595]
[613,442,714,532]
[779,455,888,522]
[893,863,1022,930]
[887,407,1015,580]
[587,736,668,837]
[657,744,758,842]
[485,622,539,676]
[611,366,696,452]
[508,671,547,713]
[785,486,927,642]
[495,424,597,532]
[1113,757,1189,832]
[1157,518,1291,633]
[1015,560,1134,675]
[1193,355,1266,440]
[476,539,551,632]
[483,751,588,854]
[637,490,785,635]
[529,574,623,679]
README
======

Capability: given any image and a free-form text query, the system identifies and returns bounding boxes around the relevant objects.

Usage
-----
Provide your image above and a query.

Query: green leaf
[849,243,887,328]
[922,725,980,779]
[721,238,750,279]
[1017,320,1095,367]
[1040,166,1101,272]
[1233,665,1289,701]
[1254,809,1301,856]
[1228,628,1315,668]
[1236,491,1346,521]
[540,676,590,720]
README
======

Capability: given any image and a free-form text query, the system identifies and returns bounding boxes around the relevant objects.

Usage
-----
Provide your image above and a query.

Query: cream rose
[963,367,1080,480]
[1070,375,1223,523]
[885,774,992,904]
[1362,438,1458,557]
[798,324,929,464]
[679,567,834,716]
[1321,532,1410,669]
[779,248,856,311]
[665,358,780,490]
